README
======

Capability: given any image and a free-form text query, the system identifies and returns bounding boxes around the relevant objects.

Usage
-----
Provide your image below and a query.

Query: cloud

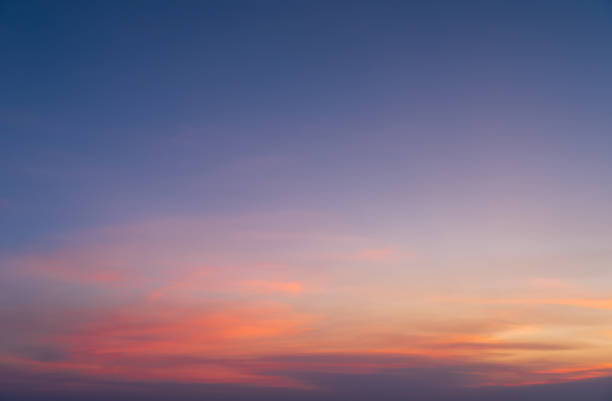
[240,280,304,295]
[535,364,612,382]
[478,297,612,310]
[3,351,612,401]
[2,214,612,393]
[148,270,212,300]
[351,248,397,262]
[529,278,572,289]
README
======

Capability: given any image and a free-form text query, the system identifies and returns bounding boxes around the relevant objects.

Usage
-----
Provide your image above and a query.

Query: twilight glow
[2,1,612,400]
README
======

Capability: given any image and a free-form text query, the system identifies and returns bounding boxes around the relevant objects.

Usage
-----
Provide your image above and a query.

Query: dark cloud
[1,373,611,401]
[17,345,69,363]
[1,353,611,401]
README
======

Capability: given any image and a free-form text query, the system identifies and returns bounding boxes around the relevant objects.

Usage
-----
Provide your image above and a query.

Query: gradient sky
[2,1,612,400]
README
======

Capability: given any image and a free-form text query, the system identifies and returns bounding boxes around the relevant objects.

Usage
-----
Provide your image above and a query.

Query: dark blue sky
[3,0,612,251]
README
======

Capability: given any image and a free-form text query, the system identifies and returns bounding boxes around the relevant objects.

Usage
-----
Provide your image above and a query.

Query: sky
[2,1,612,400]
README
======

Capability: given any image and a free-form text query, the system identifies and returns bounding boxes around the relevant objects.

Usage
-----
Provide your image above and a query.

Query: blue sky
[3,0,612,249]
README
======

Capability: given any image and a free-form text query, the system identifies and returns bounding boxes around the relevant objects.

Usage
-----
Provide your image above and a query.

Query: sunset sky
[2,1,612,400]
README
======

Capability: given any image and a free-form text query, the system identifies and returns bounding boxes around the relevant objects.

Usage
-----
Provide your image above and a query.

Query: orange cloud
[240,280,304,295]
[492,297,612,310]
[4,300,317,388]
[59,302,314,356]
[534,363,612,381]
[436,296,612,310]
